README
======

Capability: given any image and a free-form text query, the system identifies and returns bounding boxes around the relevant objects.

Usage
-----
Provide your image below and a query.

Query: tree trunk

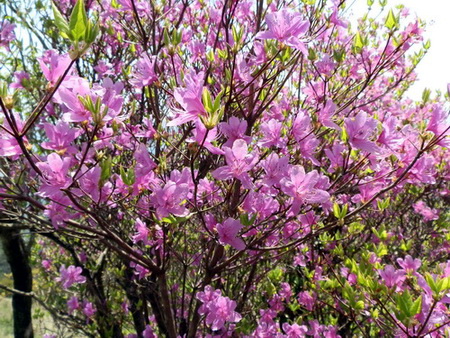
[0,229,34,338]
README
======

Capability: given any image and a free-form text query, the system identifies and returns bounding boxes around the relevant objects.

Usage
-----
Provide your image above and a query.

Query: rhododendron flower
[281,165,330,215]
[397,255,421,274]
[298,291,316,311]
[413,200,439,221]
[212,139,258,188]
[256,9,310,54]
[259,119,285,148]
[0,112,28,157]
[130,261,150,280]
[168,71,205,126]
[316,55,337,77]
[151,181,189,218]
[188,121,224,155]
[83,301,96,318]
[196,286,242,331]
[345,112,379,153]
[10,71,30,90]
[42,121,80,154]
[427,106,450,146]
[135,143,157,176]
[67,296,80,314]
[38,50,73,86]
[379,265,405,288]
[261,153,290,187]
[219,117,251,147]
[78,166,103,202]
[42,260,52,271]
[43,195,72,229]
[36,153,72,198]
[197,285,222,315]
[57,265,86,289]
[206,295,242,330]
[0,21,16,50]
[216,218,245,250]
[132,218,150,245]
[59,88,91,123]
[282,323,308,337]
[131,54,158,88]
[142,325,156,338]
[318,100,340,130]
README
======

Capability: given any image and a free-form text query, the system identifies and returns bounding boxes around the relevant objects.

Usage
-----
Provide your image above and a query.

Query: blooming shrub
[0,0,449,336]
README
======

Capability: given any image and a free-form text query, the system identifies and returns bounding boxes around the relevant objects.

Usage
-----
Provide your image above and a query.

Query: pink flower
[132,218,150,245]
[282,323,308,337]
[0,112,27,157]
[83,301,96,318]
[135,143,157,177]
[219,117,251,147]
[427,106,449,146]
[59,88,91,123]
[142,325,156,338]
[345,112,379,153]
[298,291,316,311]
[168,71,206,126]
[78,166,102,202]
[67,296,80,314]
[259,119,285,148]
[0,21,16,50]
[10,71,30,90]
[256,9,310,54]
[131,54,158,88]
[36,153,72,198]
[378,265,405,288]
[212,139,258,188]
[205,295,242,331]
[317,101,340,130]
[261,153,290,187]
[57,265,86,289]
[38,50,73,86]
[216,218,245,250]
[196,286,242,332]
[42,122,80,153]
[188,121,224,155]
[197,285,222,315]
[42,260,52,271]
[151,181,189,218]
[280,165,330,215]
[413,201,439,221]
[397,255,421,274]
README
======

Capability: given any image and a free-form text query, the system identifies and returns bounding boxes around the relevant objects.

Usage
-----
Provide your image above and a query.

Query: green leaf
[385,9,397,30]
[52,3,70,39]
[99,156,112,185]
[85,20,99,44]
[120,167,135,186]
[267,268,283,283]
[353,32,364,51]
[163,28,171,46]
[410,296,422,316]
[396,290,413,317]
[333,203,341,219]
[422,88,431,104]
[202,88,213,113]
[69,0,88,42]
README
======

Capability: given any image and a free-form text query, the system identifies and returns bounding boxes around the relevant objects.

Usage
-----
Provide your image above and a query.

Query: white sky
[348,0,450,100]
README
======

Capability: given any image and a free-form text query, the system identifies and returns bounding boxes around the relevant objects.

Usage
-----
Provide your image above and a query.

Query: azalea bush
[0,0,449,337]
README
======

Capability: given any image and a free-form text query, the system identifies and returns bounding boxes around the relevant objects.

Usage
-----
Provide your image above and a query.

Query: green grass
[0,296,71,338]
[0,297,14,337]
